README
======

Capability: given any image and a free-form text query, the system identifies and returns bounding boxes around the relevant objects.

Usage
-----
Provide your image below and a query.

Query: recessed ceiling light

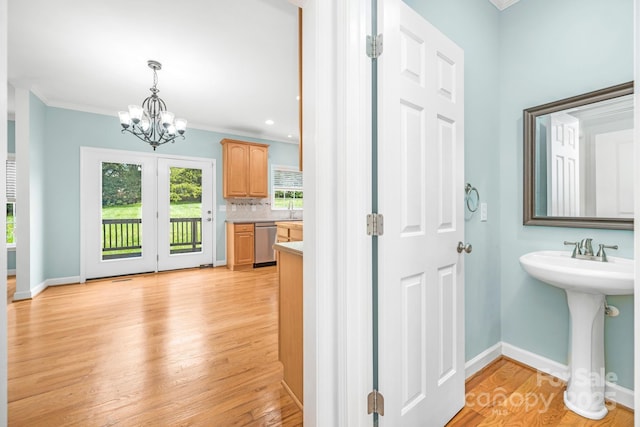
[265,119,274,125]
[296,96,300,101]
[287,134,293,138]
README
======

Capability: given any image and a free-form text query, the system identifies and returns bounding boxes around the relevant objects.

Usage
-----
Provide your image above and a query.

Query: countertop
[273,241,303,256]
[225,218,303,224]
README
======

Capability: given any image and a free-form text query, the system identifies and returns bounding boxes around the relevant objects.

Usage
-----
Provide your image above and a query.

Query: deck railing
[102,219,142,259]
[169,217,202,254]
[102,217,202,259]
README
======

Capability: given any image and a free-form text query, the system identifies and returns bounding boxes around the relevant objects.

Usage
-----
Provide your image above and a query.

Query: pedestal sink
[519,250,634,420]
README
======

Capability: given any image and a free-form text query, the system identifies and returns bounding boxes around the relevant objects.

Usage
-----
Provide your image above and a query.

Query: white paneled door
[548,113,580,216]
[377,0,466,425]
[81,148,215,281]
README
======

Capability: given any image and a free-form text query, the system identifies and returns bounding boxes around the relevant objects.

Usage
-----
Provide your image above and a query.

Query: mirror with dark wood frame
[523,81,634,230]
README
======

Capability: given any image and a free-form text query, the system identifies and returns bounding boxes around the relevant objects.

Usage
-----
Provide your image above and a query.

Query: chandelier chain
[152,68,158,92]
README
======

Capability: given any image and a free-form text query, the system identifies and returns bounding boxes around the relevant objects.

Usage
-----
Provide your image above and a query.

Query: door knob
[207,218,213,222]
[457,242,472,254]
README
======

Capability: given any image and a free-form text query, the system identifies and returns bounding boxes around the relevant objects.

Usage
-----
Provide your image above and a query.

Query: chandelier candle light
[118,60,187,150]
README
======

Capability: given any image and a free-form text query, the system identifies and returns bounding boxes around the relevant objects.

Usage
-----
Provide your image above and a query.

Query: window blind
[6,159,16,201]
[273,168,303,189]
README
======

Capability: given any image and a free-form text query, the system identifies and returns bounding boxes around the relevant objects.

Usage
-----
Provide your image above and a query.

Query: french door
[81,148,215,281]
[157,158,214,271]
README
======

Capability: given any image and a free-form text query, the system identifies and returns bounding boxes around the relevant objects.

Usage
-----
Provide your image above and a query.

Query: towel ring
[465,183,479,212]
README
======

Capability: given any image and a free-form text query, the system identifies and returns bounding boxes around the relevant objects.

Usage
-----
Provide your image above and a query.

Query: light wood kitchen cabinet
[275,222,303,272]
[276,221,303,243]
[274,243,303,408]
[221,139,269,198]
[226,222,254,270]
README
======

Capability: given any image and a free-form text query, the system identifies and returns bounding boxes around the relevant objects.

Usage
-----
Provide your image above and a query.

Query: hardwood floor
[6,271,635,426]
[448,357,634,427]
[7,267,303,426]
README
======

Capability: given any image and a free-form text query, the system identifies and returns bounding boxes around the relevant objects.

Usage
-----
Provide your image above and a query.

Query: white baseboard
[13,280,47,300]
[467,342,635,410]
[502,342,570,381]
[12,276,80,301]
[465,342,502,379]
[214,260,227,267]
[45,276,80,287]
[605,381,635,410]
[7,269,15,276]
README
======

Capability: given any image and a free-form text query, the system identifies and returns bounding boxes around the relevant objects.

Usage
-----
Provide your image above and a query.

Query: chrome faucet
[580,238,594,256]
[563,238,617,262]
[288,200,294,219]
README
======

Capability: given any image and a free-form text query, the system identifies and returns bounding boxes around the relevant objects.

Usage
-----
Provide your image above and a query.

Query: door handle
[457,242,472,254]
[207,218,213,222]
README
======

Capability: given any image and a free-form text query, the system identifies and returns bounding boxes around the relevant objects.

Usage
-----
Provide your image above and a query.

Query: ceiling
[7,0,518,145]
[7,0,300,144]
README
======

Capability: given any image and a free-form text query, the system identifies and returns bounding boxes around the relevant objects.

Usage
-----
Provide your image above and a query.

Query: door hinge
[367,213,384,236]
[367,389,385,416]
[367,34,383,58]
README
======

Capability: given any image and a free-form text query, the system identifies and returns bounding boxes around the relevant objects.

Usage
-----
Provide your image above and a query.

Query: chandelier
[118,60,187,150]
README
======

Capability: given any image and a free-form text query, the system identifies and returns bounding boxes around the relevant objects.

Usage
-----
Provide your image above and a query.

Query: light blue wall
[7,251,15,272]
[402,0,503,362]
[7,119,14,153]
[404,0,635,390]
[41,107,298,279]
[29,92,47,289]
[499,0,634,389]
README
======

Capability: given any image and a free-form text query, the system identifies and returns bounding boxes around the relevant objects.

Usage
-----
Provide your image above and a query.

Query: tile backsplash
[224,199,303,221]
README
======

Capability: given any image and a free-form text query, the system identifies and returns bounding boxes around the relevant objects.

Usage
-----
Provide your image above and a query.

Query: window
[6,155,16,247]
[271,165,303,210]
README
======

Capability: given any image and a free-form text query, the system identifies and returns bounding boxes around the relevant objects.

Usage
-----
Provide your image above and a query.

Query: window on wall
[271,165,303,210]
[6,156,16,247]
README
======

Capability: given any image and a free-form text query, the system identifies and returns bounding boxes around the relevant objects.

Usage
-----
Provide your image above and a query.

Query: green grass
[102,203,142,220]
[169,202,202,218]
[102,202,201,219]
[273,199,304,209]
[6,215,14,244]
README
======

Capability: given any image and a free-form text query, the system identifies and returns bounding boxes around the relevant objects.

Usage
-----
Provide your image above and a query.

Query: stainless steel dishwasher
[254,222,277,267]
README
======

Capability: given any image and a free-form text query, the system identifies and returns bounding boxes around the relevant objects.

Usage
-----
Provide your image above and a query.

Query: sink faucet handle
[563,241,580,258]
[579,238,594,256]
[596,244,618,261]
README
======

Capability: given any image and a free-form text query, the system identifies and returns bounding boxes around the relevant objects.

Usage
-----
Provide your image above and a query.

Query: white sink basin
[519,249,634,420]
[519,250,633,295]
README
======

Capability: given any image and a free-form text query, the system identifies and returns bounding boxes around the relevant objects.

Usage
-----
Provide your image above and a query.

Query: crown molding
[489,0,520,11]
[20,98,299,146]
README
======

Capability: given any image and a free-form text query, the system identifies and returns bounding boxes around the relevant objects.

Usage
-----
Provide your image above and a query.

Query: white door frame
[79,147,216,283]
[634,0,640,418]
[0,0,8,422]
[302,0,373,426]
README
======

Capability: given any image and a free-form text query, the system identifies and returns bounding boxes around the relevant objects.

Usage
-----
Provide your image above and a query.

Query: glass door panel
[101,162,143,260]
[168,167,203,255]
